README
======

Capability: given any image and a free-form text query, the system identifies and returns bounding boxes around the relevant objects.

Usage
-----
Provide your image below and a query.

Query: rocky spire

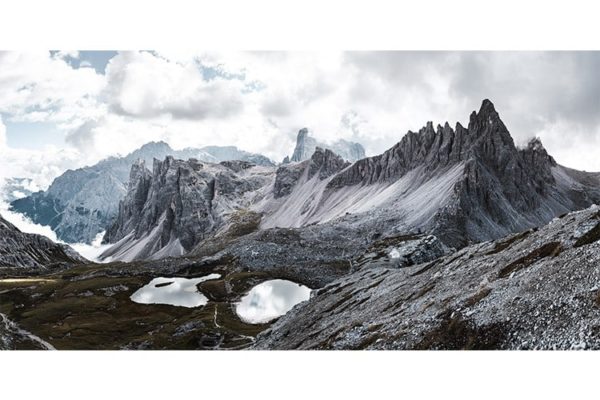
[290,128,314,162]
[289,127,366,163]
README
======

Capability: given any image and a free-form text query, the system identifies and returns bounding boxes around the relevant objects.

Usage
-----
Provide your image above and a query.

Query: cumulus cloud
[104,51,245,120]
[0,51,105,125]
[0,115,6,149]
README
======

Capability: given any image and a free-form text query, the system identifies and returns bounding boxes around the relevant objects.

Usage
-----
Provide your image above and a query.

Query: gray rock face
[100,157,272,262]
[273,147,349,199]
[273,163,305,199]
[307,147,350,180]
[264,100,600,247]
[254,205,600,350]
[289,128,366,163]
[353,234,452,270]
[10,141,275,244]
[0,214,85,269]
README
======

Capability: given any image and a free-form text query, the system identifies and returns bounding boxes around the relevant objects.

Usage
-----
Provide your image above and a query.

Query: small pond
[235,279,311,324]
[130,274,221,308]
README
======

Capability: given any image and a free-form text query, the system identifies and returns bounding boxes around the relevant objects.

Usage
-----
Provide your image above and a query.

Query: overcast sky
[0,51,599,190]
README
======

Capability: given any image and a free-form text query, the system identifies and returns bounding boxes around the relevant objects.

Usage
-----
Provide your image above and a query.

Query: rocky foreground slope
[0,214,85,269]
[254,205,600,350]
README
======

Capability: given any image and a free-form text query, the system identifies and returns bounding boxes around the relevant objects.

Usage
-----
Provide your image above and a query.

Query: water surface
[130,274,221,308]
[236,279,311,324]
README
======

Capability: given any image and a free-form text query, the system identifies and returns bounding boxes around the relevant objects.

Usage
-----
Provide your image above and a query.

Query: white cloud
[0,200,109,261]
[104,51,245,120]
[0,115,6,150]
[0,52,105,125]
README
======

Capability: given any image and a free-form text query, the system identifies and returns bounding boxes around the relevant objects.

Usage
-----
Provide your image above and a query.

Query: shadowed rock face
[273,147,349,199]
[308,147,350,180]
[100,157,272,262]
[0,214,85,269]
[329,100,541,188]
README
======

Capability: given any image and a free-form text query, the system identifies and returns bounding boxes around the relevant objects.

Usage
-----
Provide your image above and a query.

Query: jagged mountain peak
[468,98,509,137]
[479,98,497,114]
[298,127,309,137]
[289,127,366,163]
[308,147,350,180]
[523,136,553,159]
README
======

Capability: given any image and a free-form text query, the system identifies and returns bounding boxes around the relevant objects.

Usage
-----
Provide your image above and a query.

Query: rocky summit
[100,157,273,262]
[98,100,600,264]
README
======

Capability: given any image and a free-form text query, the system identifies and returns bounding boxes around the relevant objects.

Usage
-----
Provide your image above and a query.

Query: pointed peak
[520,136,557,167]
[479,99,497,115]
[526,136,545,151]
[298,127,309,137]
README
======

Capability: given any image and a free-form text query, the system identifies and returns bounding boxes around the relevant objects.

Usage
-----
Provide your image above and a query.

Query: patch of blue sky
[2,113,65,149]
[49,50,117,73]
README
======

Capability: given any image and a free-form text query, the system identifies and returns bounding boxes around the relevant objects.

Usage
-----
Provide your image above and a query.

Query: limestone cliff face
[100,157,272,262]
[274,147,349,198]
[317,99,600,247]
[97,100,600,261]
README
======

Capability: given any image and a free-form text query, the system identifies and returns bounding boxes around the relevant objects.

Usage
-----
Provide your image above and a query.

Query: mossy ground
[0,262,285,350]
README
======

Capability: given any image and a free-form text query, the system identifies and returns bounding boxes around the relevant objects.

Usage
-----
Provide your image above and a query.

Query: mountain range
[97,99,600,263]
[9,142,275,244]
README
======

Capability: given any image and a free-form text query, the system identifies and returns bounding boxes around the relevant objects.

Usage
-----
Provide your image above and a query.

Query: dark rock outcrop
[317,99,600,247]
[307,147,349,180]
[100,157,271,261]
[0,214,85,269]
[273,164,306,199]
